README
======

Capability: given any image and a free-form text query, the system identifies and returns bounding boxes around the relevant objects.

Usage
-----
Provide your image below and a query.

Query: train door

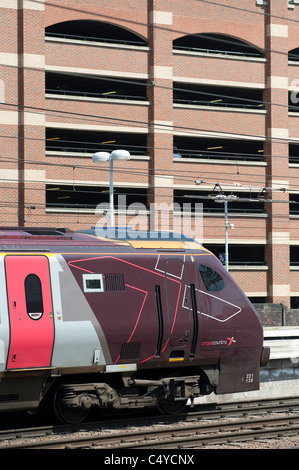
[5,255,54,369]
[164,258,193,350]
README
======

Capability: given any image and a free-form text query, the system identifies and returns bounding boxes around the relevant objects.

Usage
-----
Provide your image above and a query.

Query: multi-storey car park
[0,0,299,309]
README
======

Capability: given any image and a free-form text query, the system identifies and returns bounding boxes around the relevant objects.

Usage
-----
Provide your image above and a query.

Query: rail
[3,397,299,449]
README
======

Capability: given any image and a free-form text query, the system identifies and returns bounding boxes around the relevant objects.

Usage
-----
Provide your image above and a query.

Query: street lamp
[92,149,130,227]
[214,194,237,271]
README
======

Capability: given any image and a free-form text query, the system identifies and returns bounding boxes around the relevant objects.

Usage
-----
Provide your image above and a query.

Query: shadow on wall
[253,303,299,327]
[0,79,4,103]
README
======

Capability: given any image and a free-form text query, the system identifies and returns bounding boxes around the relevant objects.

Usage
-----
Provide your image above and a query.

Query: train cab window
[25,274,44,320]
[83,273,104,292]
[198,264,225,292]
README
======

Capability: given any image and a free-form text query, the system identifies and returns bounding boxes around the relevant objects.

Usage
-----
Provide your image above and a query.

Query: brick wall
[253,303,299,327]
[0,0,299,307]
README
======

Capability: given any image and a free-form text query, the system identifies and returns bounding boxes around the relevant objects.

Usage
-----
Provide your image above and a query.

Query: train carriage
[0,227,270,423]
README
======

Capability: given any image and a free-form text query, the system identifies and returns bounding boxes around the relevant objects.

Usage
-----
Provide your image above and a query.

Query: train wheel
[157,372,188,414]
[157,397,187,415]
[53,386,89,424]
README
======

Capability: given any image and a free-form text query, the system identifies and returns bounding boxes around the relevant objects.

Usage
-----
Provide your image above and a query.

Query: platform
[195,327,299,406]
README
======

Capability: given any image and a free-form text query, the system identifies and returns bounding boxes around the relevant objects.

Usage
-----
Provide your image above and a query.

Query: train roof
[0,227,207,253]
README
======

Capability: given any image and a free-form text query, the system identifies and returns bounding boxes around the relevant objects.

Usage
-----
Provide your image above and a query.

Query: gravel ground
[1,433,299,449]
[201,435,299,449]
[1,411,298,449]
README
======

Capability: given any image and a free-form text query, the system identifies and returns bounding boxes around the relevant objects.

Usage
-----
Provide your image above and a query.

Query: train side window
[25,274,44,320]
[83,273,104,292]
[198,264,225,292]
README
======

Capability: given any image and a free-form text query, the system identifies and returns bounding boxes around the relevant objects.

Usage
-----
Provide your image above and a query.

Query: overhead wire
[1,0,299,215]
[0,147,298,194]
[195,0,299,23]
[0,96,296,152]
[0,2,298,151]
[1,0,298,102]
[0,60,297,125]
[0,36,297,113]
[30,0,299,28]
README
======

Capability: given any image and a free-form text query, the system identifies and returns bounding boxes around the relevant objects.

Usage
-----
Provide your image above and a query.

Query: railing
[227,261,266,266]
[45,32,270,59]
[201,207,264,214]
[173,45,263,58]
[289,53,299,61]
[46,145,146,156]
[46,88,147,101]
[45,31,147,47]
[47,89,263,109]
[174,151,264,162]
[46,145,264,162]
[46,201,264,215]
[174,98,264,110]
[46,204,149,212]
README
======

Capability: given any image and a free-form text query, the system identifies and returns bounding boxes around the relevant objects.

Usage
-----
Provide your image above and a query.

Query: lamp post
[92,149,130,227]
[214,194,237,271]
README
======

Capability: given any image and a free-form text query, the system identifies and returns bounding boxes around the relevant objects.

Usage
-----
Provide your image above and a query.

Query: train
[0,226,270,423]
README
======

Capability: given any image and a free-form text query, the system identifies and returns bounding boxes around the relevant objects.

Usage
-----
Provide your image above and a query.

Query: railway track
[15,414,299,449]
[1,397,299,449]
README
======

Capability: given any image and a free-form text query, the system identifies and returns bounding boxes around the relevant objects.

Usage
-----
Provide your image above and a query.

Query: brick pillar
[21,0,46,227]
[0,2,21,225]
[264,1,290,306]
[148,2,174,232]
[0,1,46,227]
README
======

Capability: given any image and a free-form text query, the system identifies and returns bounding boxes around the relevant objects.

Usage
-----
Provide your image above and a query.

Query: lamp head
[110,149,130,160]
[92,152,110,162]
